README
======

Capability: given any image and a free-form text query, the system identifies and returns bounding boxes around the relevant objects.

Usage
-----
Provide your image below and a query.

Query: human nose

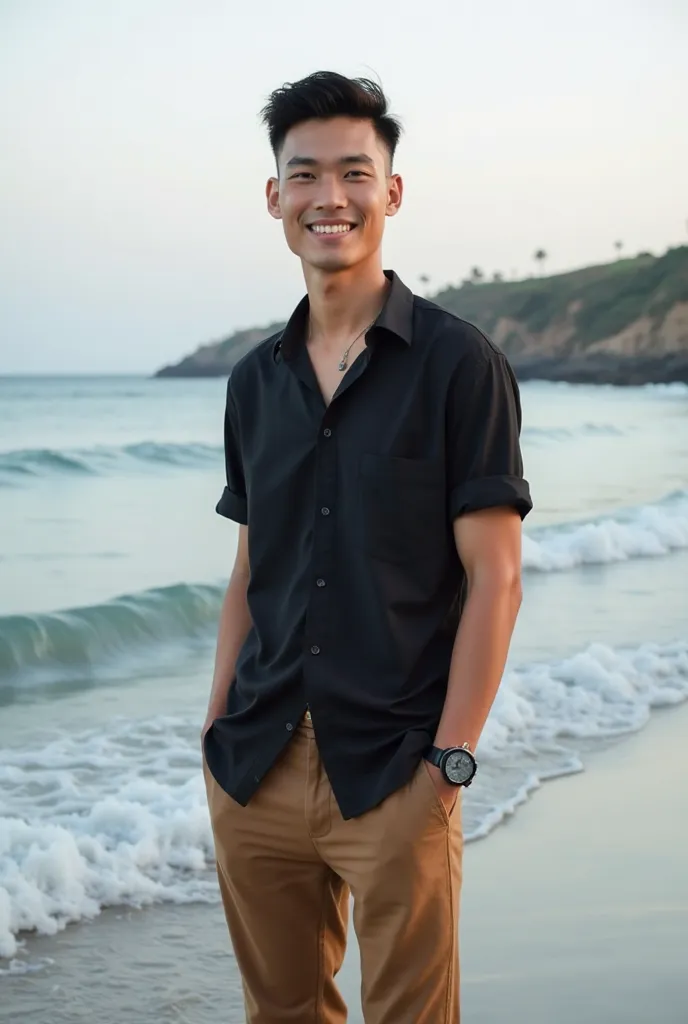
[313,172,347,210]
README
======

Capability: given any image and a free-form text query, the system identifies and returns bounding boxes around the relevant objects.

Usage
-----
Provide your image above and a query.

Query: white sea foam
[523,490,688,571]
[0,953,53,976]
[0,717,217,959]
[1,639,686,959]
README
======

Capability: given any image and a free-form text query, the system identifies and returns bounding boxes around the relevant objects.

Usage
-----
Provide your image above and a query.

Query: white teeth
[311,224,352,234]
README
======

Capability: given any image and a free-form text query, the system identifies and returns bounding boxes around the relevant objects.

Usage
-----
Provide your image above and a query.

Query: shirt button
[323,428,332,437]
[316,578,326,587]
[321,507,330,516]
[286,722,293,731]
[310,645,320,655]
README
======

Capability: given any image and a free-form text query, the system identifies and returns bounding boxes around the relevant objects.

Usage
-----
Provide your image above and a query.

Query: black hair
[260,71,403,168]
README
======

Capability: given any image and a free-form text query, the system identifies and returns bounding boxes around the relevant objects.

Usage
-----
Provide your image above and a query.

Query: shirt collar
[273,270,414,363]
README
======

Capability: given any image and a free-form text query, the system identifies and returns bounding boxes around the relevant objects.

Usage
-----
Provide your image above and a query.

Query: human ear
[386,173,403,218]
[266,177,282,220]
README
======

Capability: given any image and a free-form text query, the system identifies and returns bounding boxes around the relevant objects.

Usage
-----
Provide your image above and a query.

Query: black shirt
[203,271,532,819]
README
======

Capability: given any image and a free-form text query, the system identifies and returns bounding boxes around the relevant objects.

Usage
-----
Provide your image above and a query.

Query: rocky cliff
[155,246,688,384]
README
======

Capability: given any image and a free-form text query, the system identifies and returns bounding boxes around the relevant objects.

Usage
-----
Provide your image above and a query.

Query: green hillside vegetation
[435,246,688,352]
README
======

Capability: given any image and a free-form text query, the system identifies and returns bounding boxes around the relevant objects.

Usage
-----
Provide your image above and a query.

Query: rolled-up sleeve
[215,375,248,524]
[448,348,532,521]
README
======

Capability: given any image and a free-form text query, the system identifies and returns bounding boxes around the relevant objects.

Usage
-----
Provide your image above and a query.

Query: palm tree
[534,249,547,275]
[614,240,623,259]
[418,273,430,296]
[470,266,484,284]
[492,271,503,283]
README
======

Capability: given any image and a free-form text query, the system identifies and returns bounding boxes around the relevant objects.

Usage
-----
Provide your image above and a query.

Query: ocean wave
[522,423,625,444]
[522,380,688,396]
[640,381,688,395]
[0,422,650,483]
[0,442,223,483]
[0,637,686,959]
[2,491,687,693]
[523,489,688,571]
[0,583,224,698]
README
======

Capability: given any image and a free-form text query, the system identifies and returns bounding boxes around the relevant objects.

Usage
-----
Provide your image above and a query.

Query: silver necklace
[308,310,382,372]
[337,316,378,372]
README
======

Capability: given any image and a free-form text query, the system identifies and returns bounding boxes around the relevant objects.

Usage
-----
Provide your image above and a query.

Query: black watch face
[444,749,474,785]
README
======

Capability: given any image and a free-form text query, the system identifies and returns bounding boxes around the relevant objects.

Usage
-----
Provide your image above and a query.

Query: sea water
[1,375,687,967]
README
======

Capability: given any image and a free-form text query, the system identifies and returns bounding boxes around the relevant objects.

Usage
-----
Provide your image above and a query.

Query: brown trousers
[204,712,463,1023]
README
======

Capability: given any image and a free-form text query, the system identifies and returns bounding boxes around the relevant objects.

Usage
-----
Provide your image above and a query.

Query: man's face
[266,117,402,272]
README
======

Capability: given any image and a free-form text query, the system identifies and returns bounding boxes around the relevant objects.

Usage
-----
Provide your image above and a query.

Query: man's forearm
[434,571,522,752]
[205,569,252,719]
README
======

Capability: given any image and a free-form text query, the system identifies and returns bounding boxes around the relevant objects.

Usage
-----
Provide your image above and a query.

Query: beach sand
[4,702,687,1024]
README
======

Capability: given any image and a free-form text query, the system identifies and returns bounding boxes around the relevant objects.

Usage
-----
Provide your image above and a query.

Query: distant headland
[154,246,688,385]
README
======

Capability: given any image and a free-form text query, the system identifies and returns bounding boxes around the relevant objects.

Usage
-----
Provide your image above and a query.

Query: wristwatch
[424,742,477,787]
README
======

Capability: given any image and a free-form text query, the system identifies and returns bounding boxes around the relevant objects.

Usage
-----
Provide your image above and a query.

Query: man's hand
[423,760,460,817]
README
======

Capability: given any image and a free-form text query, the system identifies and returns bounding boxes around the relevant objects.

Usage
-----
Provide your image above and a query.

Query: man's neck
[303,257,390,345]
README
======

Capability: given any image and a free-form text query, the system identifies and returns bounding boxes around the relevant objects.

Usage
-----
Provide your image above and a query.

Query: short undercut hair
[260,71,403,169]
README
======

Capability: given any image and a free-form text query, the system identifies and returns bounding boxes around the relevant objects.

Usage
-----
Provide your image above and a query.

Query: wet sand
[3,702,687,1023]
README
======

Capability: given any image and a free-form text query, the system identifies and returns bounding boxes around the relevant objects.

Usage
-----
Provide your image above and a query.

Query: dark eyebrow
[285,156,318,168]
[339,153,375,166]
[285,153,376,169]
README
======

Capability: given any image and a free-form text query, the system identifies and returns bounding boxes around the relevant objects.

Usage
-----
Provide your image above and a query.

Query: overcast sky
[1,0,686,374]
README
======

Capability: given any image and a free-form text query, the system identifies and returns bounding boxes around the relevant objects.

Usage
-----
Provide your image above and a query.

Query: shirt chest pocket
[359,454,448,567]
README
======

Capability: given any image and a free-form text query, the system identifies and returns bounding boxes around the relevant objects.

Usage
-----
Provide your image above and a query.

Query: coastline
[4,700,687,1023]
[153,354,688,386]
[511,352,688,386]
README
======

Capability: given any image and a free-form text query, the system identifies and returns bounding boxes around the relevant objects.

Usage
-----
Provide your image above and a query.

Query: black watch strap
[423,745,445,769]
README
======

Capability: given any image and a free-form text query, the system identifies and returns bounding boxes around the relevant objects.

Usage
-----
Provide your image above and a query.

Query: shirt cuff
[450,475,532,521]
[216,486,248,524]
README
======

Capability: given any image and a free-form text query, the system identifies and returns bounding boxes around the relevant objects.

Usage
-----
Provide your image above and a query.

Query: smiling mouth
[307,224,356,235]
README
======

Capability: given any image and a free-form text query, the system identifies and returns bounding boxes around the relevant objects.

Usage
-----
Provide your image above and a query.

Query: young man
[202,71,532,1023]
